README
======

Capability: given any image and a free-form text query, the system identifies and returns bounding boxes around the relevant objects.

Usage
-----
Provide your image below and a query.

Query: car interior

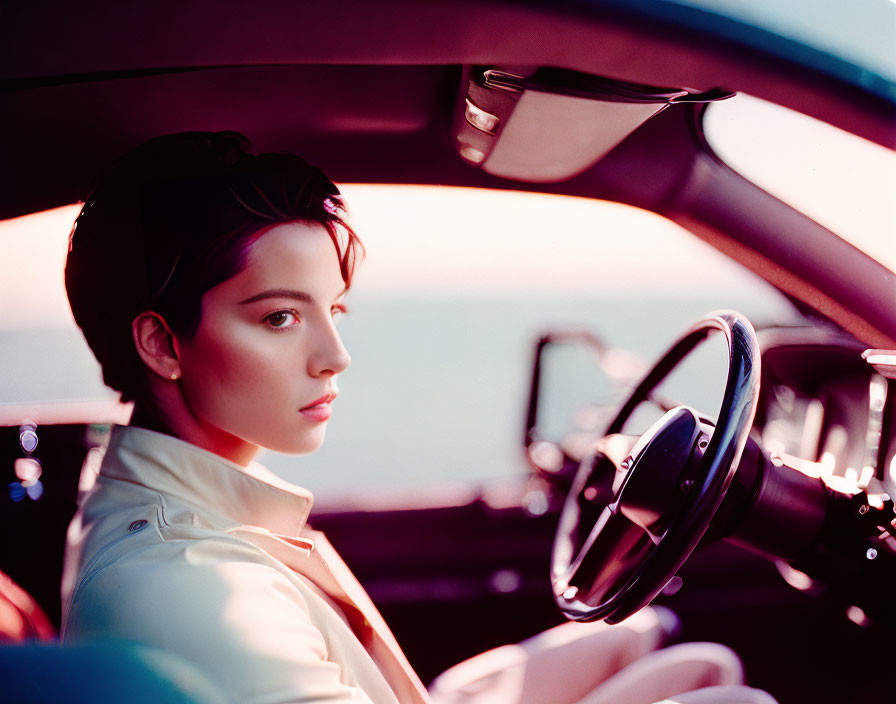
[1,2,895,703]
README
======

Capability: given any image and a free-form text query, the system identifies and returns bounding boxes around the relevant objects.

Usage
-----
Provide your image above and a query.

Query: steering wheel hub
[612,407,705,538]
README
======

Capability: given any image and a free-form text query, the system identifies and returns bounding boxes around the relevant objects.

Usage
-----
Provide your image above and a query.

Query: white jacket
[61,425,431,704]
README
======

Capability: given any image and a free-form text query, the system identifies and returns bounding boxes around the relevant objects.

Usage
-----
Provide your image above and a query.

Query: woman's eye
[264,311,299,328]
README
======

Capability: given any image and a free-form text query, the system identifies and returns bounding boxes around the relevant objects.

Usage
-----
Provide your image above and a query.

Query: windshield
[704,93,896,273]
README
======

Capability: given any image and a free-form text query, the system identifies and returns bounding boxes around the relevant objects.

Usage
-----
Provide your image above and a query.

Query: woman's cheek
[199,324,270,376]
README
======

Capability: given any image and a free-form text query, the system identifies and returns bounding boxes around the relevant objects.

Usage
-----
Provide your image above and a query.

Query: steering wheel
[551,311,760,624]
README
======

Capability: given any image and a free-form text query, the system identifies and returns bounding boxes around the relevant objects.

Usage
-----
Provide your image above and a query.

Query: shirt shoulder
[65,536,389,703]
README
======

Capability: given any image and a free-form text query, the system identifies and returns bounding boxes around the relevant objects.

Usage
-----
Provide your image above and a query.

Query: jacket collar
[100,424,314,536]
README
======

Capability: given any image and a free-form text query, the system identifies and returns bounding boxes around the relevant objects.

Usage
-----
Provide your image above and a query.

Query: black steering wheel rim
[551,311,761,623]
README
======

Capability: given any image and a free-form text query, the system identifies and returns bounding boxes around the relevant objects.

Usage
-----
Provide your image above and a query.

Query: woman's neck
[130,399,260,467]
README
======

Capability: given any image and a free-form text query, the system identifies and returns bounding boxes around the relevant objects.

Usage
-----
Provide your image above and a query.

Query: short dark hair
[65,131,362,403]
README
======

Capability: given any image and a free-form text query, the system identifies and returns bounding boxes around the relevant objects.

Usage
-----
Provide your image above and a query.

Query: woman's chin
[262,428,327,456]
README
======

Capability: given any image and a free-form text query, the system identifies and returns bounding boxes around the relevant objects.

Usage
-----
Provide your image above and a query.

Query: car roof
[1,0,895,345]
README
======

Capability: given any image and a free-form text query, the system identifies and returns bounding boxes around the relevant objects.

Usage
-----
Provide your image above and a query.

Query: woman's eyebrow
[239,289,315,305]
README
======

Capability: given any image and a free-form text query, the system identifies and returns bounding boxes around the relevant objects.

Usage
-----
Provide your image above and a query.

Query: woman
[61,131,775,704]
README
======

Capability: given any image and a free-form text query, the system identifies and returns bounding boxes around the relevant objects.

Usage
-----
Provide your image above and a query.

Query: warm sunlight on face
[173,222,350,458]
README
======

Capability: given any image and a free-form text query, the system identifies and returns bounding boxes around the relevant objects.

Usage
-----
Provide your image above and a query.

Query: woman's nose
[309,323,351,377]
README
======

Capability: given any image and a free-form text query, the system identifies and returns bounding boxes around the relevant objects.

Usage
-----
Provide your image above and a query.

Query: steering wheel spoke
[554,506,654,620]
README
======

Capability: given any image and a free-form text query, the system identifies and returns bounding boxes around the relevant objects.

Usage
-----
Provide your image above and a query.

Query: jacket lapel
[229,526,431,704]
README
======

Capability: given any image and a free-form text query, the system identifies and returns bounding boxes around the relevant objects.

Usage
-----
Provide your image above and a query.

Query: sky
[672,0,896,83]
[0,187,776,330]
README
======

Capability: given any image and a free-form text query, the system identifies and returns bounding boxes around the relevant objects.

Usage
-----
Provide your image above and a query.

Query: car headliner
[1,0,895,346]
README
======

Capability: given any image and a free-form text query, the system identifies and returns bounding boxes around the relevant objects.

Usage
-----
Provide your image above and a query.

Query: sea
[1,294,797,500]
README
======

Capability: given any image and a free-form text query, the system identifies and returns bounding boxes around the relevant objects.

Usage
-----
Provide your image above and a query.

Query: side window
[0,207,117,409]
[0,189,796,496]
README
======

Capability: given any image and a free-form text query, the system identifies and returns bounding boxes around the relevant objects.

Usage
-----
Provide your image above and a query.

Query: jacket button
[128,520,148,533]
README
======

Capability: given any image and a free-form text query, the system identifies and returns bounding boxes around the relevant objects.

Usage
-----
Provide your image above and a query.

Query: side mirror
[523,330,643,481]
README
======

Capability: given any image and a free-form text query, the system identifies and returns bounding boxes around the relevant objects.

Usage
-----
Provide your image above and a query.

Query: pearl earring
[170,372,179,381]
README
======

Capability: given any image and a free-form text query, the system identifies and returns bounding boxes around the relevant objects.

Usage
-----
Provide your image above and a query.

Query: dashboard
[754,326,896,501]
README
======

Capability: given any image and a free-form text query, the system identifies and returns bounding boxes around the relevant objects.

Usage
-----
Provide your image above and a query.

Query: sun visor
[453,67,734,183]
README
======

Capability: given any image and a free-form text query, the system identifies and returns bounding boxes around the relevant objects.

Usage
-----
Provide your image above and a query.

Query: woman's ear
[132,311,182,381]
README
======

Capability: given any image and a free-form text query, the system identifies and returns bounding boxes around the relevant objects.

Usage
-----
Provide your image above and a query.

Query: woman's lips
[299,393,336,422]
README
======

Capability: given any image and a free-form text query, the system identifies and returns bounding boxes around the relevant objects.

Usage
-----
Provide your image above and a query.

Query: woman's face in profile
[173,221,351,456]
